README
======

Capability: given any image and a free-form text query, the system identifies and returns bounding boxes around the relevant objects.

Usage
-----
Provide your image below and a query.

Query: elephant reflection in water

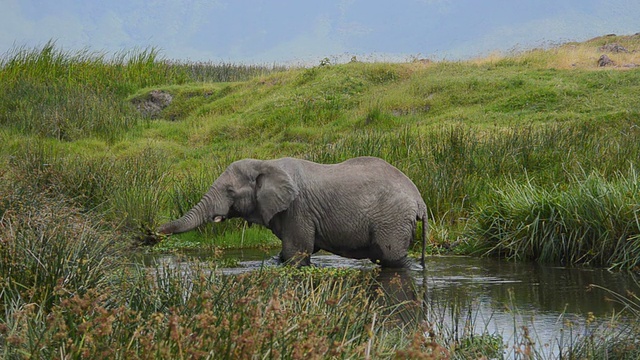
[370,268,427,326]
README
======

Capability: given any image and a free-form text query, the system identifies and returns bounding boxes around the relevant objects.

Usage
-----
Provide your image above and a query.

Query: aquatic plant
[474,169,640,270]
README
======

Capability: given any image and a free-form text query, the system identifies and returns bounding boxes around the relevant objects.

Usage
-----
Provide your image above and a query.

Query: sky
[1,0,639,65]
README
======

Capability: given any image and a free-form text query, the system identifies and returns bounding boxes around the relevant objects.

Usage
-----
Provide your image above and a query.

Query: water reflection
[141,249,639,357]
[390,256,639,357]
[141,249,638,317]
[419,256,636,316]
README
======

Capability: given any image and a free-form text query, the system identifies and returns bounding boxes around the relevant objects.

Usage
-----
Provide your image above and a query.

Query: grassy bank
[2,35,640,267]
[2,34,640,358]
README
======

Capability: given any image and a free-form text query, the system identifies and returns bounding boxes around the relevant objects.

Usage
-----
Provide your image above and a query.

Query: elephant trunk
[157,188,220,235]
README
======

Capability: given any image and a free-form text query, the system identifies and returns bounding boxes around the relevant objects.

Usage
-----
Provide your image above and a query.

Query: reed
[1,177,636,358]
[7,141,170,230]
[166,60,289,82]
[473,169,640,270]
[0,233,502,360]
[0,206,401,360]
[0,173,124,315]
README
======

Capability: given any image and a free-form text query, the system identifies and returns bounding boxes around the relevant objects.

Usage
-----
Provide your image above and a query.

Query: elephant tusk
[213,215,226,222]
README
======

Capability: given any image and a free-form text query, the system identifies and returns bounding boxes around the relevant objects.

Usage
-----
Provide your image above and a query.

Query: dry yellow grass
[472,33,640,70]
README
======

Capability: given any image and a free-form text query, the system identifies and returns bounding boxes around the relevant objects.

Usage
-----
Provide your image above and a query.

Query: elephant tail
[418,205,428,269]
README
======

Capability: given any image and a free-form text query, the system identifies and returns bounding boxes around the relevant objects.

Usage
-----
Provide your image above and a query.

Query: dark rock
[597,54,615,67]
[134,90,173,119]
[599,43,629,53]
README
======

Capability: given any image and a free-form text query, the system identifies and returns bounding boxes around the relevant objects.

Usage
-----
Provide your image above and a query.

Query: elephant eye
[226,187,236,196]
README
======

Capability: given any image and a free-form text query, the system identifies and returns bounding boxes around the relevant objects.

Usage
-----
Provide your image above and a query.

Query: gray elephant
[158,156,428,268]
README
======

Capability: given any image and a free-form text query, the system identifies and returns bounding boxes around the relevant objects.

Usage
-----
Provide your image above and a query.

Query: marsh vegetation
[2,35,640,358]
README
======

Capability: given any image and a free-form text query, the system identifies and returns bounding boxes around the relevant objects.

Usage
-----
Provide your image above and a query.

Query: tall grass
[309,122,640,227]
[0,42,288,142]
[3,232,637,359]
[0,42,182,94]
[0,183,490,360]
[0,198,514,359]
[167,60,289,82]
[0,172,123,315]
[7,140,173,231]
[5,139,274,244]
[0,181,387,357]
[0,43,173,141]
[473,170,640,270]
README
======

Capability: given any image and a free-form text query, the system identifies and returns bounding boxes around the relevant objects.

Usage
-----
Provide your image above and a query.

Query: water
[142,249,639,358]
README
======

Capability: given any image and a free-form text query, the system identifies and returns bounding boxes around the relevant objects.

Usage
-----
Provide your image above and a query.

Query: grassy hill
[2,35,640,359]
[2,34,640,268]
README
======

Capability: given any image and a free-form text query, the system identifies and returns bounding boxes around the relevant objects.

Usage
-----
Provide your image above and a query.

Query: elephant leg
[279,222,315,267]
[267,215,310,266]
[370,217,415,268]
[275,249,310,265]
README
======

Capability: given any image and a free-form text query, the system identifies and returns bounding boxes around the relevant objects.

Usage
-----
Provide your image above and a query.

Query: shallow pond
[142,249,639,358]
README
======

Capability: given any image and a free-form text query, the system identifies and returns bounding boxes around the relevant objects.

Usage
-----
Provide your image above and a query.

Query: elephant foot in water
[373,256,415,269]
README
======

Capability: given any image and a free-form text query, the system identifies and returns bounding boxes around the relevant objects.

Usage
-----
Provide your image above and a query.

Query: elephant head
[158,159,299,235]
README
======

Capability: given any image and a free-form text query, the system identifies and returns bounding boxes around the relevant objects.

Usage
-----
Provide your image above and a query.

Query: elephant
[158,156,428,268]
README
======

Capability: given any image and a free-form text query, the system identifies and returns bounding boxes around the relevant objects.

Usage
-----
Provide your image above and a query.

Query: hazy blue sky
[1,0,638,64]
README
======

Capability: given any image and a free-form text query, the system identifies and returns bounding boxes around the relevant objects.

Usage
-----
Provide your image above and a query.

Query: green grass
[473,169,640,270]
[2,33,640,357]
[0,42,177,142]
[151,223,280,252]
[2,36,640,267]
[0,41,286,143]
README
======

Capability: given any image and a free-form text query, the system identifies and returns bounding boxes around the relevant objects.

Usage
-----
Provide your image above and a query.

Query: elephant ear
[256,163,299,225]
